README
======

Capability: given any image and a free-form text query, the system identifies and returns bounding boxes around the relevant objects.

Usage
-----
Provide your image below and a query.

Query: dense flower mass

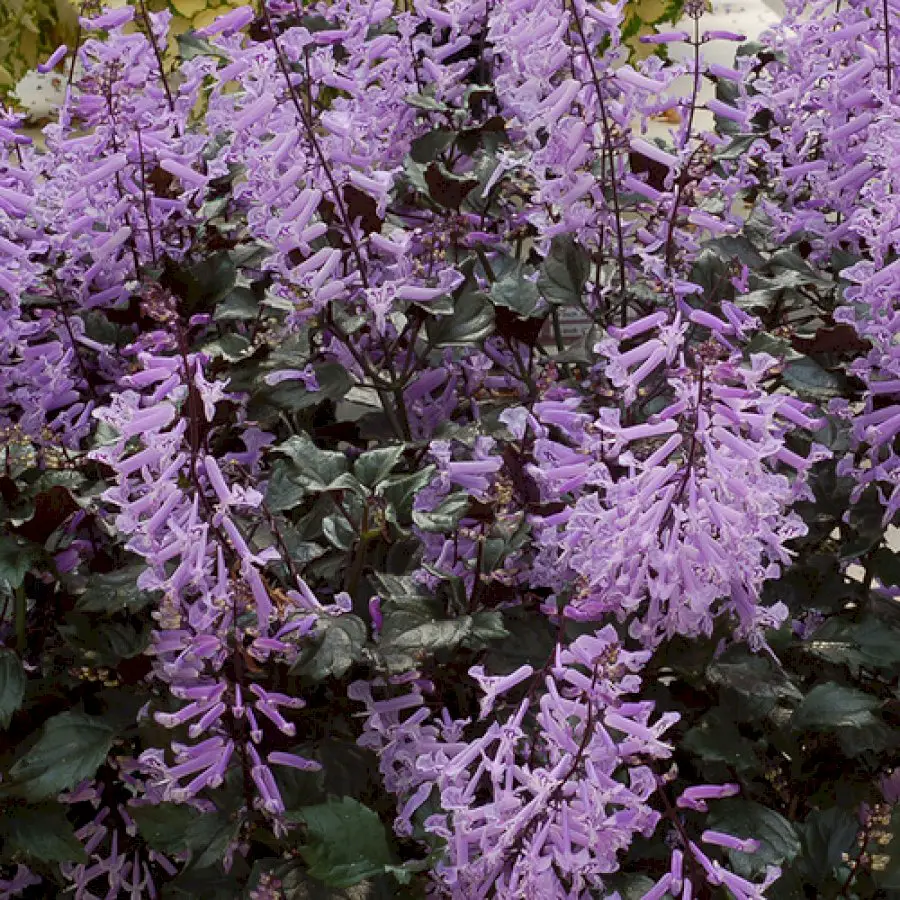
[0,0,899,897]
[749,0,900,542]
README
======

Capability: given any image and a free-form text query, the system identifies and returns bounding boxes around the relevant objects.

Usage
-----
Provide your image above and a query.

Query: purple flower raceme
[0,866,41,898]
[57,761,184,899]
[90,343,329,838]
[352,626,777,899]
[520,311,824,648]
[748,0,900,529]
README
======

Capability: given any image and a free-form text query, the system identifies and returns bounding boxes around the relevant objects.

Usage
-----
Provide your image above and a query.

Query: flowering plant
[0,0,899,898]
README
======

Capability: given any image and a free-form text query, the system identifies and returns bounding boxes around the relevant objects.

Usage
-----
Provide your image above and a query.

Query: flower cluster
[353,626,777,898]
[58,759,183,899]
[92,340,325,827]
[528,311,827,647]
[749,0,900,528]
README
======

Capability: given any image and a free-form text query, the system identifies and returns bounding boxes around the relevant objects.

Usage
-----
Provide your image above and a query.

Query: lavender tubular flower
[642,872,674,899]
[640,30,691,44]
[159,158,209,190]
[630,138,679,170]
[37,44,67,72]
[701,830,760,853]
[199,4,255,36]
[677,783,740,812]
[702,29,746,41]
[83,7,134,29]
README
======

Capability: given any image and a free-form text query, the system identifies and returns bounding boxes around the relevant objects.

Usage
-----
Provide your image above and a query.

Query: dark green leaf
[369,573,431,604]
[480,520,530,574]
[707,235,767,270]
[805,616,900,675]
[468,610,508,647]
[689,248,732,301]
[177,31,232,62]
[605,874,660,900]
[792,682,893,756]
[203,333,254,362]
[0,649,25,729]
[7,712,114,800]
[793,682,878,730]
[163,870,240,900]
[840,486,888,561]
[77,565,156,612]
[734,288,779,312]
[537,236,590,306]
[412,493,470,533]
[490,267,542,318]
[410,128,455,163]
[183,811,241,872]
[214,287,258,321]
[770,248,831,287]
[293,615,367,682]
[404,93,449,112]
[265,461,307,512]
[0,535,40,588]
[800,807,859,883]
[378,594,474,672]
[320,473,367,496]
[353,446,405,489]
[166,252,236,314]
[402,157,430,195]
[259,363,354,415]
[2,804,87,863]
[707,800,801,880]
[377,466,436,521]
[427,291,494,347]
[781,357,843,400]
[483,606,557,675]
[706,648,802,719]
[129,803,202,855]
[297,13,336,33]
[58,614,151,665]
[682,709,760,772]
[745,330,795,360]
[294,797,394,888]
[321,512,356,551]
[715,133,760,161]
[272,434,349,492]
[274,526,327,570]
[245,858,398,900]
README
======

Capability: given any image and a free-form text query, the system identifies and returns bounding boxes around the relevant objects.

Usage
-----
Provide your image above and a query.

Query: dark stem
[658,359,705,536]
[52,280,100,401]
[663,16,704,280]
[67,20,83,90]
[884,0,894,93]
[134,126,159,266]
[567,0,628,326]
[101,75,143,281]
[345,504,369,595]
[653,775,705,895]
[257,0,370,288]
[14,585,26,653]
[839,806,874,897]
[136,0,176,113]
